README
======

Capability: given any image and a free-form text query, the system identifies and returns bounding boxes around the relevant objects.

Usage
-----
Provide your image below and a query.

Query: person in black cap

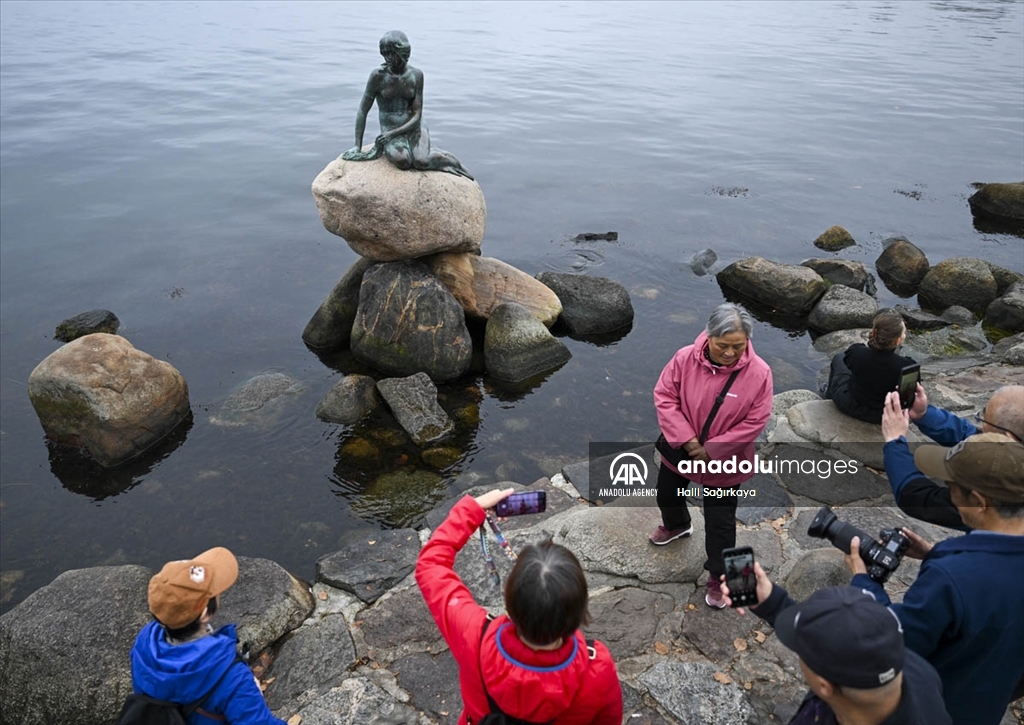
[722,564,951,725]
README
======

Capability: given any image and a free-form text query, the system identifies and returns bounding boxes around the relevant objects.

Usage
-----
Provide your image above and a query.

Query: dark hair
[867,311,905,351]
[162,596,215,640]
[504,540,590,646]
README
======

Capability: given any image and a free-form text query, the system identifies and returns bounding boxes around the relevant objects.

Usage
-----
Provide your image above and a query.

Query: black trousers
[655,463,737,578]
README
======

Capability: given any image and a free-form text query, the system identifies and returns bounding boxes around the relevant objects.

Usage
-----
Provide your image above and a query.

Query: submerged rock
[28,333,190,467]
[376,372,453,446]
[210,372,302,428]
[918,257,999,315]
[968,181,1024,225]
[812,225,855,251]
[717,257,827,314]
[535,271,634,335]
[484,302,571,383]
[54,309,120,342]
[303,257,376,351]
[875,237,929,295]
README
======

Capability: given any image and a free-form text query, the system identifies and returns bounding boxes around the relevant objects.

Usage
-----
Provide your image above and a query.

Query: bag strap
[698,369,741,445]
[474,615,557,725]
[181,654,243,719]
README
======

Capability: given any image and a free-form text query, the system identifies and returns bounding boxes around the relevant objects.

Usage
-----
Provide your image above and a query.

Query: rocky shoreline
[3,358,1023,724]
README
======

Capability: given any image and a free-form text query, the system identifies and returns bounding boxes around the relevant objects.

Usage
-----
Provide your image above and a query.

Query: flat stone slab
[639,661,757,725]
[734,472,793,525]
[552,505,707,584]
[291,676,421,725]
[355,584,446,666]
[584,587,676,660]
[224,556,316,658]
[768,445,892,505]
[678,586,767,664]
[265,614,357,715]
[391,652,462,725]
[316,528,419,604]
[785,399,922,469]
[377,373,454,445]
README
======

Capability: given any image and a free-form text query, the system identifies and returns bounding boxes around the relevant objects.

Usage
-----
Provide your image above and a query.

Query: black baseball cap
[774,586,904,689]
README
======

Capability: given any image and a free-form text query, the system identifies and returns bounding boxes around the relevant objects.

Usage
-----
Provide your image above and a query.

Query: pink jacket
[654,330,773,487]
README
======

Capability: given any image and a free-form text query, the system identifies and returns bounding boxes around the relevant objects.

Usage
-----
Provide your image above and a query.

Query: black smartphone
[722,546,758,608]
[495,491,547,517]
[897,363,921,409]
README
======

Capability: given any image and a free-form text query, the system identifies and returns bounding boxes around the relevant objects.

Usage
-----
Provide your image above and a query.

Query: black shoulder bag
[656,368,741,468]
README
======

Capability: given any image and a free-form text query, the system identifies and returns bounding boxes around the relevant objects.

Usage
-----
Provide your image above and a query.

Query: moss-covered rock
[350,469,447,528]
[812,225,856,252]
[968,181,1024,224]
[918,258,998,314]
[420,446,462,469]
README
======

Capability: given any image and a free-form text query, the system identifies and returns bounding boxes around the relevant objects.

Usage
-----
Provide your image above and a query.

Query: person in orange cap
[127,547,285,724]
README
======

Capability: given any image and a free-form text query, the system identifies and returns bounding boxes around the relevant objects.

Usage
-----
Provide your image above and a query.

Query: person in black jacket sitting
[823,311,916,424]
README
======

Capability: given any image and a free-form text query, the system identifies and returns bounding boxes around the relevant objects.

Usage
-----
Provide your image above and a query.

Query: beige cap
[148,547,238,629]
[914,433,1024,503]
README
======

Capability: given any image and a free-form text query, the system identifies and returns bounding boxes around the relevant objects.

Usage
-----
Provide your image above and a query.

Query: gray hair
[706,303,754,339]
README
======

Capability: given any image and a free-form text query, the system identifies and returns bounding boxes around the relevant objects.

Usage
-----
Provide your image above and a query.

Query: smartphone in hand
[495,491,547,517]
[722,546,758,608]
[898,363,921,409]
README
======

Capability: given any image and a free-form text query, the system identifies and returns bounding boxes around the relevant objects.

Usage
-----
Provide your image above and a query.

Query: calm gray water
[1,0,1022,612]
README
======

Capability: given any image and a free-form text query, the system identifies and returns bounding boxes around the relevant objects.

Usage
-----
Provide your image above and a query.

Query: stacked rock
[307,154,633,388]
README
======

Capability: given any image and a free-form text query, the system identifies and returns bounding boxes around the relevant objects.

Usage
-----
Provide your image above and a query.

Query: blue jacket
[884,405,976,531]
[853,531,1024,725]
[130,621,285,725]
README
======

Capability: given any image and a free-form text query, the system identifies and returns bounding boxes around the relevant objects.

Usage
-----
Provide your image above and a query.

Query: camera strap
[479,514,518,587]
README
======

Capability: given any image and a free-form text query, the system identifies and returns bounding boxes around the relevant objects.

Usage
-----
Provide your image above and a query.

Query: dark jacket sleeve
[750,583,798,628]
[884,437,967,531]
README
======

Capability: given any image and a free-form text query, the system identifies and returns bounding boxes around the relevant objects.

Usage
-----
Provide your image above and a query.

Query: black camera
[807,506,909,584]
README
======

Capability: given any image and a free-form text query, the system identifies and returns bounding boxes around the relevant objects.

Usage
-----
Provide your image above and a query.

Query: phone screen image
[723,547,757,607]
[495,491,547,517]
[898,364,921,409]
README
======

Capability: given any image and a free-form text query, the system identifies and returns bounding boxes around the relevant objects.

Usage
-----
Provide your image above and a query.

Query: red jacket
[415,496,623,725]
[654,330,773,487]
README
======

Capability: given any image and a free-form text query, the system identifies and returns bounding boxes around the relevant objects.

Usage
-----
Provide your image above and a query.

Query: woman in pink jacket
[651,303,773,608]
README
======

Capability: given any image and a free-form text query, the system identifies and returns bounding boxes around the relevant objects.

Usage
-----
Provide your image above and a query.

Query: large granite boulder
[312,155,486,262]
[807,285,878,332]
[782,548,849,602]
[800,259,869,291]
[425,253,562,327]
[0,565,152,725]
[535,271,634,335]
[351,261,472,383]
[316,374,379,425]
[785,400,921,470]
[28,333,190,467]
[811,328,870,357]
[376,372,454,445]
[985,263,1024,296]
[54,309,120,342]
[717,257,827,314]
[968,182,1024,225]
[302,257,376,351]
[221,556,316,657]
[918,257,999,314]
[985,281,1024,333]
[484,302,572,382]
[812,225,856,251]
[875,237,929,295]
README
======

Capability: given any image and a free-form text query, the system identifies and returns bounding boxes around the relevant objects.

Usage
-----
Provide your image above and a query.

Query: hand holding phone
[722,546,758,608]
[495,491,547,517]
[897,364,921,409]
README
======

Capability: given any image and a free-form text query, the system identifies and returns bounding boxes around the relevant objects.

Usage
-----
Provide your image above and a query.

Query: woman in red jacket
[651,303,774,609]
[416,488,623,725]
